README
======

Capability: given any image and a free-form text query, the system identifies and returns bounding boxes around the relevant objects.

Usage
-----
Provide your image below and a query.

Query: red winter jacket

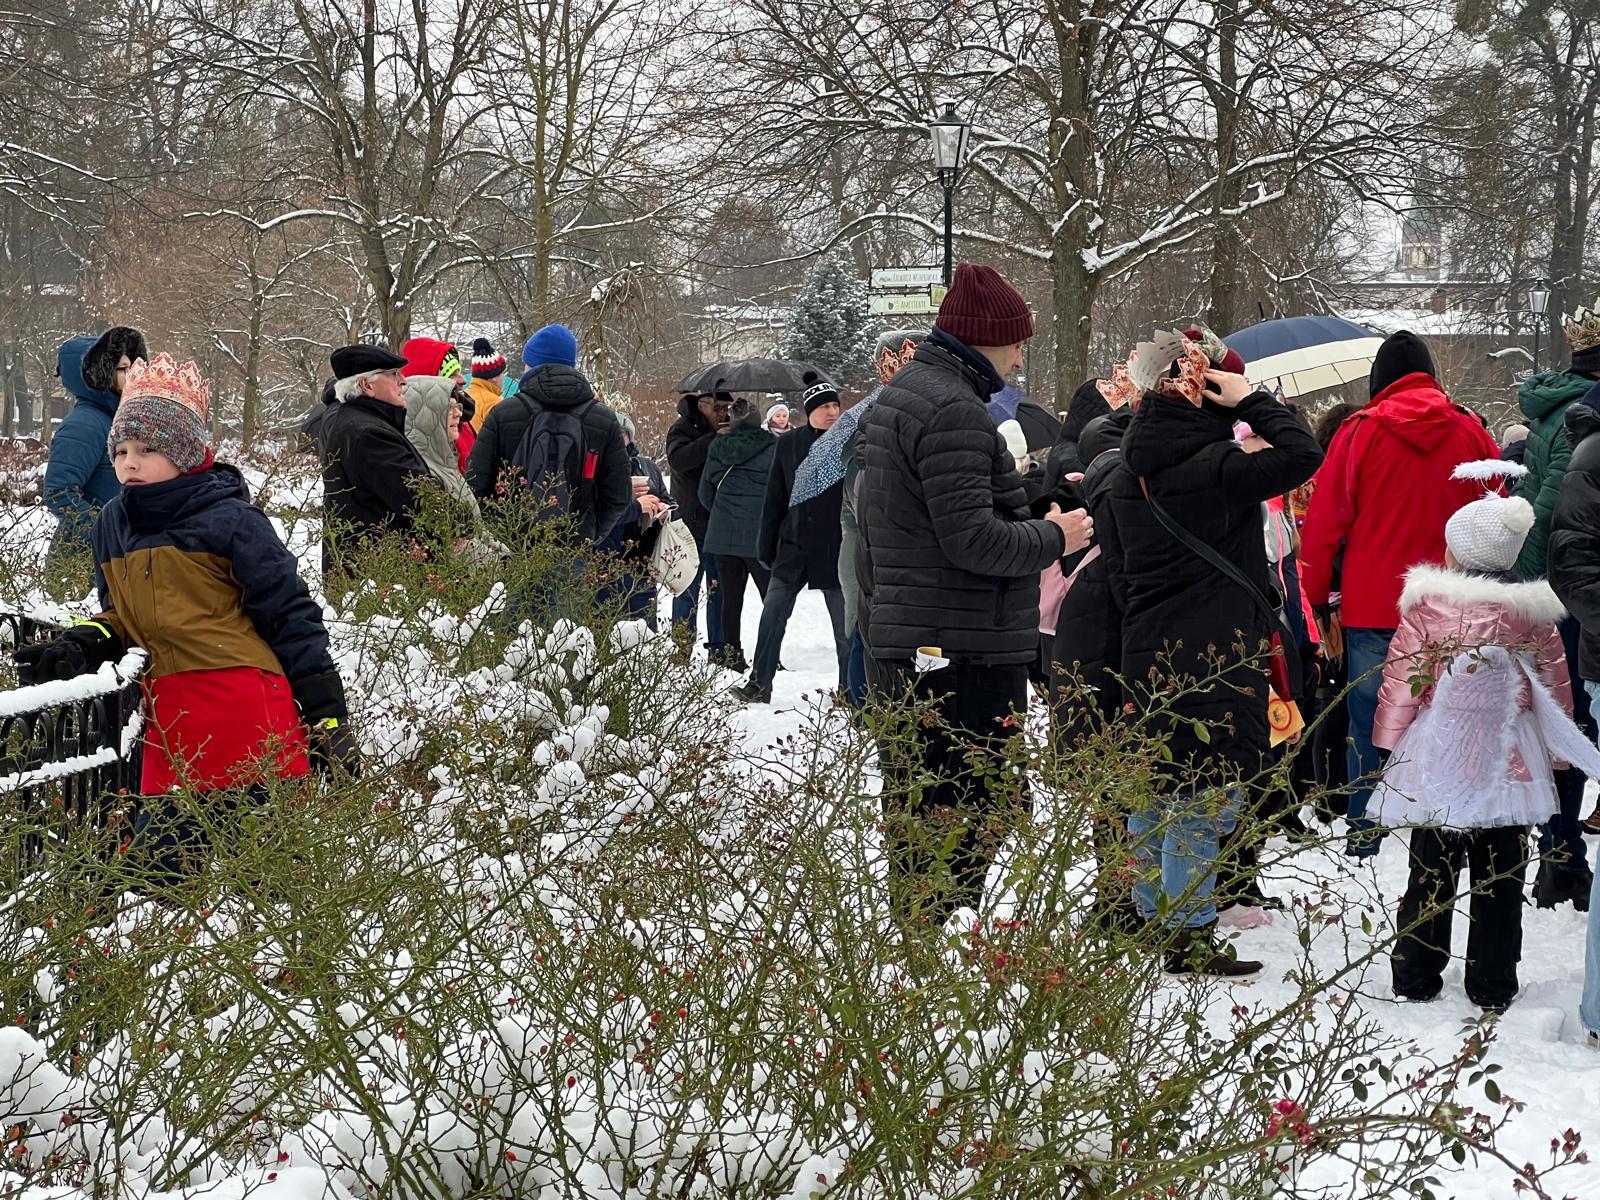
[1299,372,1500,629]
[456,420,475,475]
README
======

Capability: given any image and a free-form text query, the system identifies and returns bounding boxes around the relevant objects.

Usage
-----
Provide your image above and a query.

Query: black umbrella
[674,358,830,394]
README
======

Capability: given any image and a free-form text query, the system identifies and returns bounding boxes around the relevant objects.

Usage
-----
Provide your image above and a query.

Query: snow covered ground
[715,585,1600,1199]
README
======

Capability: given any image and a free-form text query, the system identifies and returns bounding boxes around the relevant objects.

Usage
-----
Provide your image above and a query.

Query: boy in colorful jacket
[15,355,355,837]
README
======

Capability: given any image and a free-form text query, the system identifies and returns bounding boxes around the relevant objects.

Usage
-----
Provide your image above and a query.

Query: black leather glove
[292,669,361,777]
[307,718,362,778]
[13,622,123,686]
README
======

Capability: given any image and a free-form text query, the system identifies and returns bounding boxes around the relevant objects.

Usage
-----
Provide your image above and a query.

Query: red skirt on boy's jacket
[88,465,337,795]
[141,666,310,793]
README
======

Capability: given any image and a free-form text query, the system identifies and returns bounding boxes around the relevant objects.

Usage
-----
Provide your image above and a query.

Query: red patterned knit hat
[934,262,1034,346]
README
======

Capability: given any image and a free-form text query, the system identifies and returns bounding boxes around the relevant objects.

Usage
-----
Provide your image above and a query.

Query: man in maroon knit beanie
[857,261,1093,931]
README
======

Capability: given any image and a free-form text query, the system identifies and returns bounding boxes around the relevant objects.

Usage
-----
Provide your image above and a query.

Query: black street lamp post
[1530,278,1551,373]
[928,101,971,288]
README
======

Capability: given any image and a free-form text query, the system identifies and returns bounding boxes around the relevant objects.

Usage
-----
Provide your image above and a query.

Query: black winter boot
[1534,862,1593,912]
[731,678,772,705]
[722,645,749,674]
[1163,923,1264,978]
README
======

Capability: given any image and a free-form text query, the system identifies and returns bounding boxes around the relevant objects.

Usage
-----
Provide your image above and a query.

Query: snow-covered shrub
[0,451,1588,1200]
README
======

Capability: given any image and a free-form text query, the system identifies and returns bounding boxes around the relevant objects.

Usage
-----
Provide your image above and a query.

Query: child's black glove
[292,669,361,778]
[13,622,124,686]
[307,718,362,778]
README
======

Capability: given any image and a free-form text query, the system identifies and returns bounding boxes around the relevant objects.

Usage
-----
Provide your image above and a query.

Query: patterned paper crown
[875,337,921,385]
[1563,301,1600,355]
[123,354,211,422]
[1096,362,1140,410]
[1186,325,1229,366]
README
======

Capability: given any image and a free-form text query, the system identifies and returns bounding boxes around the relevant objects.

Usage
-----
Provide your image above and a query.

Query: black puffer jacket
[1051,407,1133,744]
[758,423,843,589]
[319,393,440,578]
[465,365,631,543]
[1548,395,1600,678]
[666,396,717,542]
[1109,391,1322,779]
[859,341,1066,665]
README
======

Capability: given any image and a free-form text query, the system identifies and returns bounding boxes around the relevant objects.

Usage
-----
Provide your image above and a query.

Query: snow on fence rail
[0,612,146,857]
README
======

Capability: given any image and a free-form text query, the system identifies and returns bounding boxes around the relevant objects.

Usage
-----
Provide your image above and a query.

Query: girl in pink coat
[1372,465,1600,1011]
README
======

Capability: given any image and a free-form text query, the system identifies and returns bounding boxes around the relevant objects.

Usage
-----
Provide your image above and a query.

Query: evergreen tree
[780,254,875,386]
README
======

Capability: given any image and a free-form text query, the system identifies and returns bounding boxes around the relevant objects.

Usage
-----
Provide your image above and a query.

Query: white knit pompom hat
[1444,460,1533,573]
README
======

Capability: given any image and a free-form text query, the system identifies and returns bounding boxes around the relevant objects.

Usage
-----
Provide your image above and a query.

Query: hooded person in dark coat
[1051,404,1134,746]
[1548,387,1600,855]
[1106,331,1322,974]
[699,399,776,670]
[301,377,338,457]
[732,375,848,703]
[1045,379,1111,493]
[42,327,147,596]
[665,390,731,657]
[858,262,1093,930]
[1049,402,1138,931]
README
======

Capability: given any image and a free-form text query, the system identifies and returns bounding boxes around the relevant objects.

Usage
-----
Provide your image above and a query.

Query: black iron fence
[0,611,145,852]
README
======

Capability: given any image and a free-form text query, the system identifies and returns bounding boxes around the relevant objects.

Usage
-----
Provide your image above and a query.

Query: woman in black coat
[699,400,777,668]
[1105,353,1322,974]
[1049,405,1137,930]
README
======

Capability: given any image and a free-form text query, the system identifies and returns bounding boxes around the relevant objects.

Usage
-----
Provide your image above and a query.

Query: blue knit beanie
[523,323,579,370]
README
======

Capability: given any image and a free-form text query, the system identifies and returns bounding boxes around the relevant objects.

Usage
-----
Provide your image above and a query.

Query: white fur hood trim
[1399,564,1566,622]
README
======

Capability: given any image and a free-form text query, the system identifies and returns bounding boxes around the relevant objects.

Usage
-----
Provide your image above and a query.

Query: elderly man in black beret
[318,343,445,585]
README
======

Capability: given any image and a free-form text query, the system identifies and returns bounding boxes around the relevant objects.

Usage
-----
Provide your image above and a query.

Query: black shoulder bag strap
[1138,476,1302,698]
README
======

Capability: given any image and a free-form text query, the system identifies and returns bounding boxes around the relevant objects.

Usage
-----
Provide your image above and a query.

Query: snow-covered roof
[1338,306,1515,338]
[695,305,787,326]
[410,317,519,348]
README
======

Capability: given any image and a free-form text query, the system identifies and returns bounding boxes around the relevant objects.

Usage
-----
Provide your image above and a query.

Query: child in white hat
[1370,461,1600,1012]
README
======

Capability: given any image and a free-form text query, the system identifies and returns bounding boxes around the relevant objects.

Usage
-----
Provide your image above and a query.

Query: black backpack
[508,394,602,518]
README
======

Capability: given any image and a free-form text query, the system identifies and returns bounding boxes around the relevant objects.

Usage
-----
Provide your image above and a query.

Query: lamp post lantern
[929,101,971,287]
[1530,278,1551,373]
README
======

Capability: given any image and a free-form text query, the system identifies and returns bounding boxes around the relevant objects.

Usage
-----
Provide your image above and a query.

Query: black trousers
[1392,825,1527,1009]
[712,555,770,652]
[876,660,1031,930]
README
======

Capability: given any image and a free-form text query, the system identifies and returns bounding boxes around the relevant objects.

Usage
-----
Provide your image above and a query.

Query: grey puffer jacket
[403,377,479,519]
[858,341,1065,665]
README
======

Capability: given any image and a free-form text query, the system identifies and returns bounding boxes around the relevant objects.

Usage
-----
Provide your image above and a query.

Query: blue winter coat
[44,337,121,562]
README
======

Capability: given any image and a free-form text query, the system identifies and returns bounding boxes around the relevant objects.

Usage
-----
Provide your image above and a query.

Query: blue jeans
[1541,617,1595,878]
[845,628,868,708]
[670,552,723,648]
[1344,626,1396,857]
[1128,789,1239,929]
[1579,682,1600,1038]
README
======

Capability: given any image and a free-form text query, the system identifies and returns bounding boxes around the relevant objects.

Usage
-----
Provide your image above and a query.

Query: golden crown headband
[1563,301,1600,353]
[122,353,212,421]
